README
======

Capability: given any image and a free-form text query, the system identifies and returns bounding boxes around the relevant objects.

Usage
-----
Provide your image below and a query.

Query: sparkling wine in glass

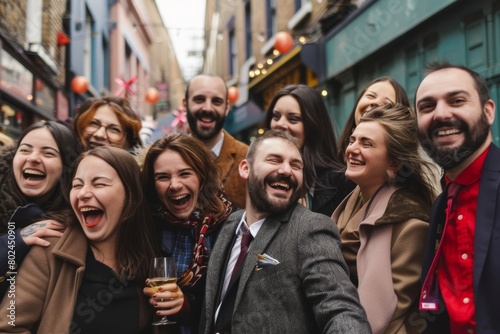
[149,257,177,326]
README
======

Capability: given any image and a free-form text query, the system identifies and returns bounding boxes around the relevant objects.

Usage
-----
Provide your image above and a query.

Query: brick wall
[0,0,67,86]
[0,0,28,45]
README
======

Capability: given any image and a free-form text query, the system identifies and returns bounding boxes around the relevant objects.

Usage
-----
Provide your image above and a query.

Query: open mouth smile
[80,206,104,228]
[22,168,46,184]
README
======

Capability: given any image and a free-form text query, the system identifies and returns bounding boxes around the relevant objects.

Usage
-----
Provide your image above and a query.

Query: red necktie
[420,182,461,310]
[231,228,253,281]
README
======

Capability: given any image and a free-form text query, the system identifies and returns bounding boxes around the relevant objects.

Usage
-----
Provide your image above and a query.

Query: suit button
[0,276,5,282]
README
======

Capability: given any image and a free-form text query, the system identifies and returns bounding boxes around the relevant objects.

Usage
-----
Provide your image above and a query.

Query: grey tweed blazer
[200,204,371,334]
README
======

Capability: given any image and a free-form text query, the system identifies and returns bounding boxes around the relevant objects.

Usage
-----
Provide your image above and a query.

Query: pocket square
[255,253,280,271]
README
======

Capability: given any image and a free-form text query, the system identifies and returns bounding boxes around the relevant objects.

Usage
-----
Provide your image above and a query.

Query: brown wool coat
[332,185,430,334]
[0,224,87,333]
[0,224,150,333]
[217,130,248,209]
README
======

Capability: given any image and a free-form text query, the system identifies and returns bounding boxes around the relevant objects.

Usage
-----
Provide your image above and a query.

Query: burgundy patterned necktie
[231,227,253,281]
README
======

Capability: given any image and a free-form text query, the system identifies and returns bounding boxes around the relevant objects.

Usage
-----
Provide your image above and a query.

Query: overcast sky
[155,0,206,81]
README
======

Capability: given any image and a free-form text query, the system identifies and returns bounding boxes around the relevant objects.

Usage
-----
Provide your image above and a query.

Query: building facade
[206,0,500,146]
[204,0,357,142]
[0,0,68,138]
[324,0,500,144]
[0,0,184,140]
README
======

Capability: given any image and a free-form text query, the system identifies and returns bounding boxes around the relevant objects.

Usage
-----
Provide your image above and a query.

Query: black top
[71,248,151,333]
[312,169,356,217]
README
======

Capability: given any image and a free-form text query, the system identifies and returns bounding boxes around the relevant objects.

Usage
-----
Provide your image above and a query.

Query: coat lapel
[217,130,237,183]
[232,209,292,312]
[205,213,241,320]
[474,145,500,290]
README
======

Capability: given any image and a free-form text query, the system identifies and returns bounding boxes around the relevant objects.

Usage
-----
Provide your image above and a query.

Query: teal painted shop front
[324,0,500,145]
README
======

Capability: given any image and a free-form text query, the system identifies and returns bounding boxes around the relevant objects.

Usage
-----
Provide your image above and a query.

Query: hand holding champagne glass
[148,257,178,326]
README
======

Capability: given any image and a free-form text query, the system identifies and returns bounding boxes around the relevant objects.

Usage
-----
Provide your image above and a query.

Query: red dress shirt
[439,147,489,334]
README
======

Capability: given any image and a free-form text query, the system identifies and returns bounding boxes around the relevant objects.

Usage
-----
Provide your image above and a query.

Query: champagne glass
[149,257,177,326]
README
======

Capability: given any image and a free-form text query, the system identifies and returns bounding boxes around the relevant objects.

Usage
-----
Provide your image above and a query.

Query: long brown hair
[72,146,158,280]
[360,103,435,206]
[142,132,227,217]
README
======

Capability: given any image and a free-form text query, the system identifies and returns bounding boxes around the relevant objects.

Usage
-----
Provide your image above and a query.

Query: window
[288,0,312,29]
[405,45,419,99]
[102,37,110,89]
[83,8,95,85]
[0,50,33,101]
[423,33,439,66]
[245,1,252,59]
[125,43,132,79]
[266,0,277,40]
[495,2,500,66]
[464,11,486,71]
[295,0,308,12]
[229,28,237,77]
[34,78,55,115]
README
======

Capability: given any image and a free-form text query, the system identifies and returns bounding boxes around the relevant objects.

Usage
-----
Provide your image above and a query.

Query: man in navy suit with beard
[416,63,500,333]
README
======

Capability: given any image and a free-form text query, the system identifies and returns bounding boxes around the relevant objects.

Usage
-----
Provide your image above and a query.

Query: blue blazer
[422,144,500,333]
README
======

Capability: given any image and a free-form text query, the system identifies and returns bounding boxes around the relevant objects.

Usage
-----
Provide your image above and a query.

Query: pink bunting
[114,76,138,97]
[171,110,187,128]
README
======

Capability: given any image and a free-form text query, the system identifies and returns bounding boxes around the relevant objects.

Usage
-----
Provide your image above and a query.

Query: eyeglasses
[84,120,125,141]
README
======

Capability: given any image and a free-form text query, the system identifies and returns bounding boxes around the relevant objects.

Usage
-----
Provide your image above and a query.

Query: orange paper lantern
[145,87,160,104]
[71,76,88,94]
[228,86,239,104]
[274,31,294,54]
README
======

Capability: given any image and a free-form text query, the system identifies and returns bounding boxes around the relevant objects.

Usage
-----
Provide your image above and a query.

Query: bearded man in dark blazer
[200,130,370,334]
[416,63,500,333]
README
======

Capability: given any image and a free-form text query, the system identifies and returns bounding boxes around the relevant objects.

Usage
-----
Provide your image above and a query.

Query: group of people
[0,62,497,334]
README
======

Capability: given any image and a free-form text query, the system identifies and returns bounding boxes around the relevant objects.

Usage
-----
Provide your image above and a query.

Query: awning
[248,46,302,90]
[224,100,264,134]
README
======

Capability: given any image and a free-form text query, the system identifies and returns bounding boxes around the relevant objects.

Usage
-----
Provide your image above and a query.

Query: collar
[235,212,265,239]
[52,224,88,267]
[211,131,225,157]
[445,146,490,187]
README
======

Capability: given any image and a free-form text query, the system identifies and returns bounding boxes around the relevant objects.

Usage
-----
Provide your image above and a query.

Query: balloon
[274,31,294,54]
[145,87,160,104]
[228,86,239,103]
[71,76,88,94]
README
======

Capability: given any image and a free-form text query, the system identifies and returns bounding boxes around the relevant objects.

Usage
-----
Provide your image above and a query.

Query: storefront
[223,44,320,142]
[223,99,264,143]
[0,36,67,140]
[248,45,318,111]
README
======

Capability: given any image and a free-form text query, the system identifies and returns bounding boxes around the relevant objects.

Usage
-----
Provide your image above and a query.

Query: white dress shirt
[214,212,264,322]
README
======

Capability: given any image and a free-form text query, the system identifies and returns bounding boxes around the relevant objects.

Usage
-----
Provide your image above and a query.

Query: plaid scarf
[157,195,233,289]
